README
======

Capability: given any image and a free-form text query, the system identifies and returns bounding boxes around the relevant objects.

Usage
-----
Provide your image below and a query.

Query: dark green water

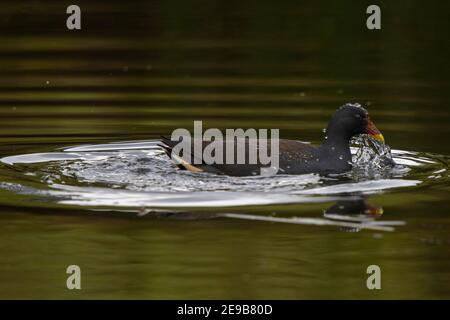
[0,1,449,299]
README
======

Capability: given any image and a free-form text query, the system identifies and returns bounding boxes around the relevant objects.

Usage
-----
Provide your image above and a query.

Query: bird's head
[326,103,384,143]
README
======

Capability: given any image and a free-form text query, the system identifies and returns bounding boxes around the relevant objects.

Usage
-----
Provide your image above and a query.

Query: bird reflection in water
[322,196,385,232]
[140,195,404,232]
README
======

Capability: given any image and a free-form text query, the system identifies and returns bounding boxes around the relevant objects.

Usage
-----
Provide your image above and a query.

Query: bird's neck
[320,126,353,162]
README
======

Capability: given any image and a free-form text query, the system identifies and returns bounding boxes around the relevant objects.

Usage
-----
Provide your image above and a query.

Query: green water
[0,1,449,299]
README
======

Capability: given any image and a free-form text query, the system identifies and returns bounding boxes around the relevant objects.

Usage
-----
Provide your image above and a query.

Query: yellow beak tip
[371,134,385,143]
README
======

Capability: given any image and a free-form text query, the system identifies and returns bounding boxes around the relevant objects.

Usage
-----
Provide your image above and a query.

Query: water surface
[0,0,449,299]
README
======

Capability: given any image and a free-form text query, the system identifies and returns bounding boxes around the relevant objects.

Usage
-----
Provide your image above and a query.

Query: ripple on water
[1,138,448,231]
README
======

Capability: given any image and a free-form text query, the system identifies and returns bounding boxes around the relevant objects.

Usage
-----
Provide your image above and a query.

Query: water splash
[350,135,398,177]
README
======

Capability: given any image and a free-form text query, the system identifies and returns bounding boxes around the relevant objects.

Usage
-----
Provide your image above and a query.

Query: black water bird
[160,104,385,176]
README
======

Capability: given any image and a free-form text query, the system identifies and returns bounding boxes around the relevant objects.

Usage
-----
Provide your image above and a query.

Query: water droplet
[339,155,343,160]
[45,80,50,85]
[322,128,327,133]
[331,147,335,151]
[324,136,328,140]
